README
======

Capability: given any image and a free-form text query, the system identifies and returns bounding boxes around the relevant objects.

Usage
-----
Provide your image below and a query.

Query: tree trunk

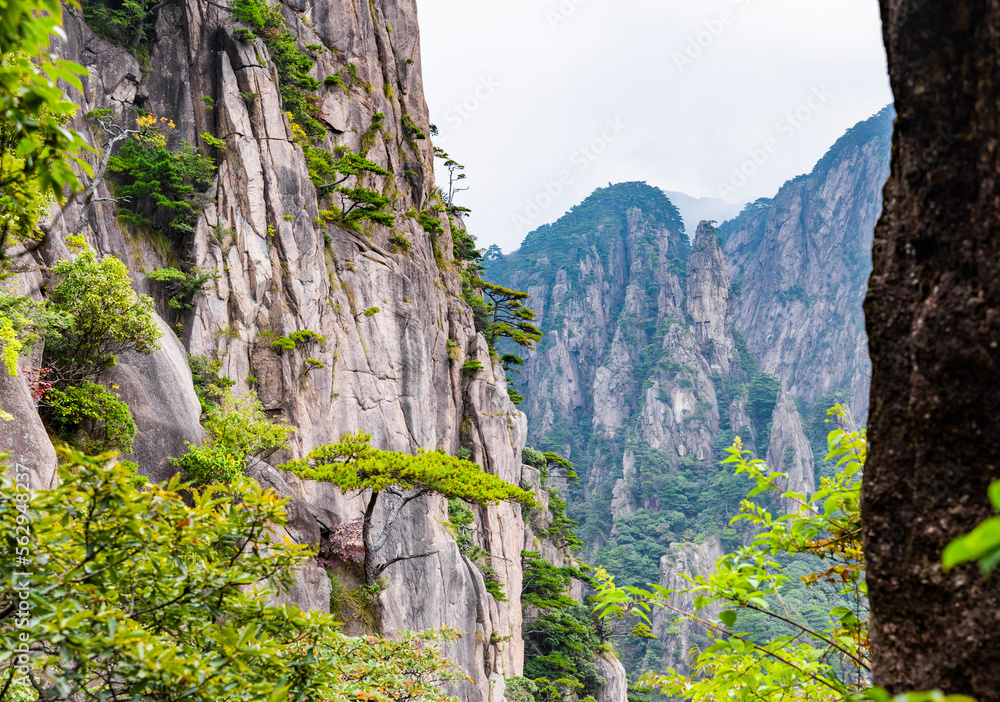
[864,1,1000,695]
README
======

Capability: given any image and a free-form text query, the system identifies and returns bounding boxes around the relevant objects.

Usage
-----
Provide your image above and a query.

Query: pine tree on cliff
[863,1,1000,694]
[283,433,535,585]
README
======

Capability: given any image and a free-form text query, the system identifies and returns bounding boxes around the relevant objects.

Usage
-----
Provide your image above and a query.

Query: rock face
[686,222,735,373]
[595,653,629,702]
[104,314,206,484]
[0,369,58,490]
[766,388,816,512]
[652,538,725,677]
[720,106,894,421]
[0,0,633,698]
[487,126,892,673]
[487,183,816,565]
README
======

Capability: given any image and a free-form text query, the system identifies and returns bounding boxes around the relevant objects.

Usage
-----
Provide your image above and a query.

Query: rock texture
[765,388,816,512]
[651,538,724,676]
[0,0,637,698]
[720,106,894,421]
[864,2,1000,693]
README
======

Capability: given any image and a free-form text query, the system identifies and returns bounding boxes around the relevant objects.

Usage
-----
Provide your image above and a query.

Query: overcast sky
[416,0,892,252]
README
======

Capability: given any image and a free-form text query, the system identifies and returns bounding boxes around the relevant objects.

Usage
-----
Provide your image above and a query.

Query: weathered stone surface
[686,222,735,373]
[105,314,205,483]
[27,2,633,698]
[721,107,894,420]
[0,370,57,490]
[652,537,725,677]
[595,653,629,702]
[765,388,816,511]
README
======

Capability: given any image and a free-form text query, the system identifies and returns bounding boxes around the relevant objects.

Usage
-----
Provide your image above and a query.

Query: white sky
[416,0,892,252]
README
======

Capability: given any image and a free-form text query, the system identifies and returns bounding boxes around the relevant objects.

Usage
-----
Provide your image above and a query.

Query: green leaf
[942,516,1000,571]
[719,610,737,628]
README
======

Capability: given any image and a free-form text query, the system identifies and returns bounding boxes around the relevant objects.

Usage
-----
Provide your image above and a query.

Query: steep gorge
[487,107,893,677]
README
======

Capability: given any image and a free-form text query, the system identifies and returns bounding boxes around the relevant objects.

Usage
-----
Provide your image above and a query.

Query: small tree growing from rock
[283,432,535,585]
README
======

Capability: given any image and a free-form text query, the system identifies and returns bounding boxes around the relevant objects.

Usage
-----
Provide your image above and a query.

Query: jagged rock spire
[685,221,735,372]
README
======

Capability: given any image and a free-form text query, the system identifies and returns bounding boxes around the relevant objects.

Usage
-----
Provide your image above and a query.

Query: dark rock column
[864,1,1000,695]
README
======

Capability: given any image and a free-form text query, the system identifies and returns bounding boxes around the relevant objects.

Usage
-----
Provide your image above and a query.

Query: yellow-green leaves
[284,431,535,506]
[1,0,91,252]
[942,480,1000,574]
[0,449,471,701]
[47,247,162,380]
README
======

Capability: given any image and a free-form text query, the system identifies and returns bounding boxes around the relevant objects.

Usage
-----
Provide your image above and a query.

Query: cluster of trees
[0,451,472,702]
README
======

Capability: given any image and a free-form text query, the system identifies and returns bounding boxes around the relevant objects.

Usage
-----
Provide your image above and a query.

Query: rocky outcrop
[0,370,58,490]
[595,653,629,702]
[685,222,735,373]
[0,0,619,698]
[652,537,725,677]
[720,106,894,420]
[765,388,816,511]
[105,314,205,484]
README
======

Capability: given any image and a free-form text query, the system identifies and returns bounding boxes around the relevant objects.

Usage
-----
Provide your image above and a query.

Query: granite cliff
[487,108,893,678]
[0,1,625,700]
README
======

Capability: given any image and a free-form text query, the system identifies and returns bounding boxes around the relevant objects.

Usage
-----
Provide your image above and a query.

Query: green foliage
[523,604,606,701]
[0,0,89,255]
[506,676,542,702]
[45,247,162,382]
[187,353,235,411]
[43,380,137,454]
[452,226,481,262]
[546,491,583,550]
[943,480,1000,575]
[479,280,542,358]
[271,336,296,352]
[522,446,547,470]
[284,431,534,507]
[402,113,426,141]
[81,0,148,48]
[363,306,380,317]
[107,119,216,240]
[522,550,592,610]
[389,232,411,252]
[461,359,484,376]
[594,410,870,700]
[446,498,507,600]
[171,390,294,485]
[747,372,781,455]
[170,443,245,485]
[147,265,218,311]
[296,137,394,229]
[289,329,326,346]
[0,450,469,702]
[283,432,532,585]
[204,389,296,460]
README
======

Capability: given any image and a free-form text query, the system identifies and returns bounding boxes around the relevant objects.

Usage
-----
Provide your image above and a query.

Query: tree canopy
[0,450,469,702]
[285,432,535,506]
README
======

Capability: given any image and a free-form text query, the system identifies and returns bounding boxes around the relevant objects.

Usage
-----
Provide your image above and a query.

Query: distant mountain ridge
[485,105,894,676]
